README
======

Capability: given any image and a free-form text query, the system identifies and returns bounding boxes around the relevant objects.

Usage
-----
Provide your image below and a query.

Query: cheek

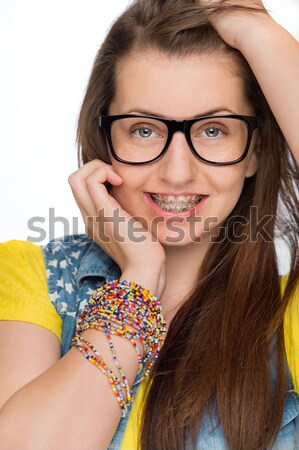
[208,166,248,217]
[111,161,147,186]
[209,165,248,193]
[109,164,148,205]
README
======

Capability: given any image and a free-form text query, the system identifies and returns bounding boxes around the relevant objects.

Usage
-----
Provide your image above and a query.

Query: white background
[1,0,298,273]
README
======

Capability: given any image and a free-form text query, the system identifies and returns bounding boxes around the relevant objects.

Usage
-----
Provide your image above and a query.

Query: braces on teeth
[151,195,202,211]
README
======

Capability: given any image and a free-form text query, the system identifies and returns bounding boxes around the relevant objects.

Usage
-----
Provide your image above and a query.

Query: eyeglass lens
[110,117,249,163]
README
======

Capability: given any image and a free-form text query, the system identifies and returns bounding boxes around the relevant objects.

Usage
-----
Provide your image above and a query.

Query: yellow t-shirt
[0,240,62,342]
[0,240,298,449]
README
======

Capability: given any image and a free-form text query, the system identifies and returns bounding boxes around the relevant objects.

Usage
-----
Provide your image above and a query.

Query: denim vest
[42,234,299,449]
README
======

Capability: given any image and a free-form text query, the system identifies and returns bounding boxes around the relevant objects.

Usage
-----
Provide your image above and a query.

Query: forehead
[109,50,253,118]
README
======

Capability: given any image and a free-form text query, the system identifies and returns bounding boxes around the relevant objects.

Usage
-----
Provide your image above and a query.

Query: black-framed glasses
[99,114,259,166]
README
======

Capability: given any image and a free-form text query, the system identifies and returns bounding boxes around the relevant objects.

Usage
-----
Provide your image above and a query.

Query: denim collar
[76,239,121,289]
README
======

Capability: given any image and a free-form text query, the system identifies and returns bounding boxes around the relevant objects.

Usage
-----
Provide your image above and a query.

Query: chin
[152,220,223,247]
[151,227,205,247]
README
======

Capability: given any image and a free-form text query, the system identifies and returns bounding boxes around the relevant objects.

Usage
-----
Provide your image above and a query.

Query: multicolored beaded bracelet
[71,279,167,416]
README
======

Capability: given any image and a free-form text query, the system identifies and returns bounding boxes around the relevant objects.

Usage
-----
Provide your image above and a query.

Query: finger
[68,160,122,217]
[84,166,124,218]
[68,160,106,213]
[69,175,96,219]
[68,159,107,180]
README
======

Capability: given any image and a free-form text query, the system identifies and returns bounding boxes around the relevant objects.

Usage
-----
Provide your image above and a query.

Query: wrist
[72,279,167,416]
[210,9,277,50]
[232,14,280,51]
[120,266,166,299]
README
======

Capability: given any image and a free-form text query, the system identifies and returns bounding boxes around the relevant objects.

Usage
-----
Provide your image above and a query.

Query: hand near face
[198,0,272,48]
[68,160,166,297]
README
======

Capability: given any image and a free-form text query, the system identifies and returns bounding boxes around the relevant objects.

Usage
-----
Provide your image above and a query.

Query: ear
[245,133,260,178]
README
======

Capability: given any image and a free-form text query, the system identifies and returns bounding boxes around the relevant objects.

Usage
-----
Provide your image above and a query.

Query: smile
[150,193,203,212]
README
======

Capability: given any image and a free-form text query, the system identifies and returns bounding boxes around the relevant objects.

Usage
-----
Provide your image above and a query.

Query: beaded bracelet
[71,279,167,416]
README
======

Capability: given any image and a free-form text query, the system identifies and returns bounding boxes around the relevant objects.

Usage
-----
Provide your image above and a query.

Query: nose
[158,131,199,185]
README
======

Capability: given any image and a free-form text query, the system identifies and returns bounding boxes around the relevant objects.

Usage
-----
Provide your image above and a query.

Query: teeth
[150,193,204,212]
[152,194,202,202]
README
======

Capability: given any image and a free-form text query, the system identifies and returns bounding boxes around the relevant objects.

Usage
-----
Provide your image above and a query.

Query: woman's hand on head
[68,160,166,297]
[199,0,273,49]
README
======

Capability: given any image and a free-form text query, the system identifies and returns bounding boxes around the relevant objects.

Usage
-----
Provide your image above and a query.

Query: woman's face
[107,50,259,247]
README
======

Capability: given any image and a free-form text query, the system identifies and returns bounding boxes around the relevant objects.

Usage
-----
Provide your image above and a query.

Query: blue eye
[128,121,166,141]
[137,128,153,138]
[205,127,221,138]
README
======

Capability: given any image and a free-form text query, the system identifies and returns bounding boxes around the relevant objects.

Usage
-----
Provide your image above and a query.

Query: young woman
[1,0,299,449]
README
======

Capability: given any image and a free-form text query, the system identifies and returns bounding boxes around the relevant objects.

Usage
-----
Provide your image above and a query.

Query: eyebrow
[125,107,238,118]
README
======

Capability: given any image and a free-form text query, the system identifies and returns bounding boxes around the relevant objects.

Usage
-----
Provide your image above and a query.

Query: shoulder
[42,233,93,260]
[0,238,62,343]
[42,233,121,291]
[0,238,43,260]
[0,239,46,285]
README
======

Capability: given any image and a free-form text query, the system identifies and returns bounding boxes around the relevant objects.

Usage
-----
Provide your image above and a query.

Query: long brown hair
[77,1,299,448]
